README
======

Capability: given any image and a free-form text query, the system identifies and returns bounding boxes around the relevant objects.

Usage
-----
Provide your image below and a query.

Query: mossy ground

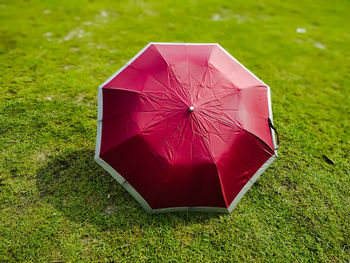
[0,0,349,261]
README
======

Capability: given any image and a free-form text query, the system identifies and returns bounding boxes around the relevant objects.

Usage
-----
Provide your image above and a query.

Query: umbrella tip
[189,106,195,112]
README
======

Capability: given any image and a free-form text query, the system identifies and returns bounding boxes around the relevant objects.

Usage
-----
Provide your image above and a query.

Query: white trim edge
[227,155,276,213]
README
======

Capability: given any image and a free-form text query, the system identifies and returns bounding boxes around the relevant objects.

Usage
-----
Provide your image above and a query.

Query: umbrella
[95,43,279,214]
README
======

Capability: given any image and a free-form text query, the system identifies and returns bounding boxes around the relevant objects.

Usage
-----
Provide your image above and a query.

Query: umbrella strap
[268,118,279,150]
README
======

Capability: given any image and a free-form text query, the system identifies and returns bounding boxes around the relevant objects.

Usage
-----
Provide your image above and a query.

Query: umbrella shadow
[36,149,220,231]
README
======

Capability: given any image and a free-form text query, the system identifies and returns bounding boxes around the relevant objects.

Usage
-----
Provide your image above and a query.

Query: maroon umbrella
[95,43,279,213]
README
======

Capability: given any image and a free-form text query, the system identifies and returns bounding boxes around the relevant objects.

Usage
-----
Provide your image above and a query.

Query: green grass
[1,0,349,261]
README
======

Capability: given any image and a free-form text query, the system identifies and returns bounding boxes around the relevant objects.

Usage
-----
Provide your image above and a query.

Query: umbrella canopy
[95,43,278,213]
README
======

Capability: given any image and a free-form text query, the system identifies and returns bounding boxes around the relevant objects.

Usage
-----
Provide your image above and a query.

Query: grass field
[1,0,349,261]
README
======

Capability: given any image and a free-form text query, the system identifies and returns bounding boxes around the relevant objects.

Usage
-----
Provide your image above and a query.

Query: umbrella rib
[103,85,146,95]
[168,68,191,105]
[240,127,275,154]
[167,115,191,164]
[241,84,267,90]
[150,46,190,105]
[190,113,229,207]
[194,112,222,138]
[140,110,184,134]
[197,109,238,129]
[187,54,194,103]
[196,90,238,108]
[147,74,188,106]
